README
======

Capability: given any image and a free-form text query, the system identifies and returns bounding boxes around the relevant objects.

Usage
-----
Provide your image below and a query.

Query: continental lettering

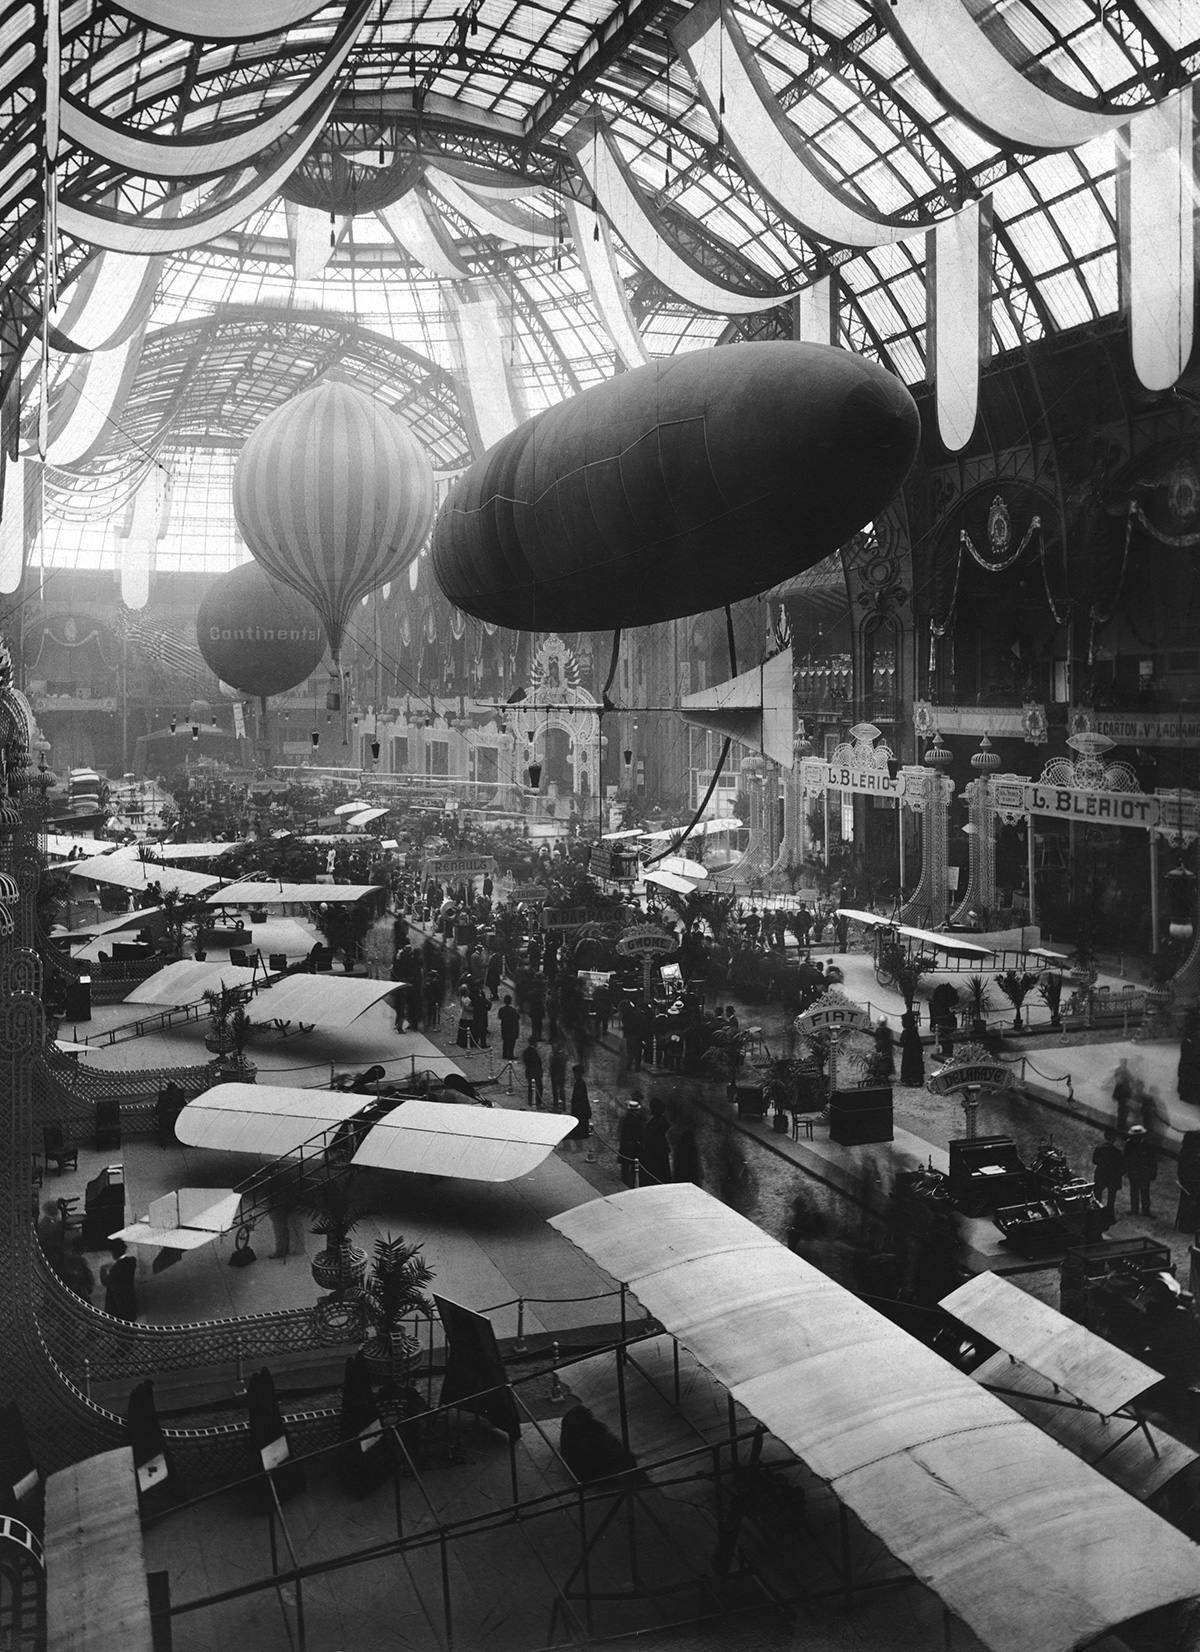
[209,626,323,642]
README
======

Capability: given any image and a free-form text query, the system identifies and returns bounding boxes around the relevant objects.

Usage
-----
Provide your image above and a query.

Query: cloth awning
[68,855,224,898]
[45,832,113,859]
[654,855,707,881]
[122,960,259,1006]
[207,881,381,906]
[940,1271,1163,1416]
[966,1350,1195,1504]
[643,869,697,896]
[174,1082,367,1157]
[57,906,163,940]
[113,840,245,861]
[352,1098,573,1181]
[253,973,400,1029]
[549,1184,1200,1652]
[113,1188,243,1251]
[897,923,995,958]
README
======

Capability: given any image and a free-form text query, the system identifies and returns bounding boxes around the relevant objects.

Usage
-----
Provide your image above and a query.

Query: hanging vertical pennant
[1122,87,1196,393]
[232,700,246,739]
[285,199,342,279]
[0,455,27,595]
[927,198,992,452]
[792,274,838,345]
[116,466,170,610]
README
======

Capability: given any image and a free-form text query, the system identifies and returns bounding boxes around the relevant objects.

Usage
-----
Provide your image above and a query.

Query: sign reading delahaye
[926,1061,1012,1096]
[616,925,677,957]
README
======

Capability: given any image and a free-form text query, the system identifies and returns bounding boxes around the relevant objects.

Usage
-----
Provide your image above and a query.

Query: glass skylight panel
[1006,211,1070,275]
[885,333,925,385]
[996,2,1059,58]
[1037,266,1094,329]
[1077,246,1117,316]
[1044,185,1112,257]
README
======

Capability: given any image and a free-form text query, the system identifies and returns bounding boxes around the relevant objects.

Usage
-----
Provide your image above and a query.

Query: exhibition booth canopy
[550,1183,1200,1652]
[207,881,381,906]
[350,1098,573,1181]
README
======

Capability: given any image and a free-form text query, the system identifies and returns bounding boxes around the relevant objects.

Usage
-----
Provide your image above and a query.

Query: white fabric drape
[46,325,145,469]
[116,465,169,610]
[564,195,648,369]
[285,200,340,279]
[426,167,557,248]
[61,0,369,177]
[431,161,541,203]
[450,293,519,456]
[566,115,780,316]
[928,200,991,450]
[0,453,26,594]
[792,276,837,345]
[57,94,333,253]
[674,0,908,247]
[1124,90,1195,393]
[377,190,469,279]
[49,247,161,353]
[110,0,326,40]
[886,0,1132,151]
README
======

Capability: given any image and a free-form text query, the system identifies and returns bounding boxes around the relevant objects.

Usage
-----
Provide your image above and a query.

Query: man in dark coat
[498,993,521,1060]
[1092,1128,1124,1220]
[639,1096,672,1186]
[1124,1125,1157,1216]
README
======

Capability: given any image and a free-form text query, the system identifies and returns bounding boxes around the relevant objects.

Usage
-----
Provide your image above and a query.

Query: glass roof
[2,0,1196,571]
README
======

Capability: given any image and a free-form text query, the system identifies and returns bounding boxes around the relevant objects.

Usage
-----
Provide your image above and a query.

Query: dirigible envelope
[431,341,920,632]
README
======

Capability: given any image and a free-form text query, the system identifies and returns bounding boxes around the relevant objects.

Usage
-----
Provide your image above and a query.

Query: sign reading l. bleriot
[794,1004,872,1035]
[799,758,905,799]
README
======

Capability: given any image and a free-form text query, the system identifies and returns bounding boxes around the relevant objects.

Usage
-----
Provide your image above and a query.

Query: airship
[431,341,920,632]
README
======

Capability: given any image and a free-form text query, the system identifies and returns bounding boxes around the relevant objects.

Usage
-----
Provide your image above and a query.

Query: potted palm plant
[964,974,992,1038]
[203,984,241,1055]
[1037,968,1064,1029]
[994,968,1039,1030]
[360,1234,436,1385]
[306,1176,367,1298]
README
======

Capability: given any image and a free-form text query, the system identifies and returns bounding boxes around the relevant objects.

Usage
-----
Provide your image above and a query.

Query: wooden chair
[42,1123,78,1173]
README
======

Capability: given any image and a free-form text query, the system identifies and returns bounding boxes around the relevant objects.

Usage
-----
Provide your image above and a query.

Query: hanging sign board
[616,925,677,957]
[799,758,905,799]
[794,1003,872,1035]
[423,855,494,879]
[927,1060,1012,1095]
[1021,784,1159,827]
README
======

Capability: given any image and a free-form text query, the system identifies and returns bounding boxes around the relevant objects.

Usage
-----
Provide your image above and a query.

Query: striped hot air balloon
[232,379,433,666]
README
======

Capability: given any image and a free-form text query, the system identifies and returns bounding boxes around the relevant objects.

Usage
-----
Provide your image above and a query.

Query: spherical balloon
[431,342,919,632]
[195,561,326,697]
[232,379,434,661]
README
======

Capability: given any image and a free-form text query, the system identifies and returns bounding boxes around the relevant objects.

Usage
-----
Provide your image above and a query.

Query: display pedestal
[828,1086,893,1145]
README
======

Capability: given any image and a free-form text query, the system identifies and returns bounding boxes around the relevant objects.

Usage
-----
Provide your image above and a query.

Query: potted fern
[360,1234,436,1384]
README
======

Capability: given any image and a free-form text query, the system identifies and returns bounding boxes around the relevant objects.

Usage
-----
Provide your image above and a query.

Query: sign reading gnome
[617,923,678,997]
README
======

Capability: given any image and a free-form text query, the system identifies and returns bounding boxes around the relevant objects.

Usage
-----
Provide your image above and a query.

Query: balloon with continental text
[195,560,326,698]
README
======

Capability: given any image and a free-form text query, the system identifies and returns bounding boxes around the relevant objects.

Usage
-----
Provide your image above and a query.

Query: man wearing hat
[1123,1125,1157,1217]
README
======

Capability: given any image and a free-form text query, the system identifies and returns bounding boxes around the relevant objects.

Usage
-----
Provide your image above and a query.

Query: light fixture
[170,716,177,734]
[311,730,320,749]
[527,762,542,788]
[190,723,199,741]
[623,748,633,768]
